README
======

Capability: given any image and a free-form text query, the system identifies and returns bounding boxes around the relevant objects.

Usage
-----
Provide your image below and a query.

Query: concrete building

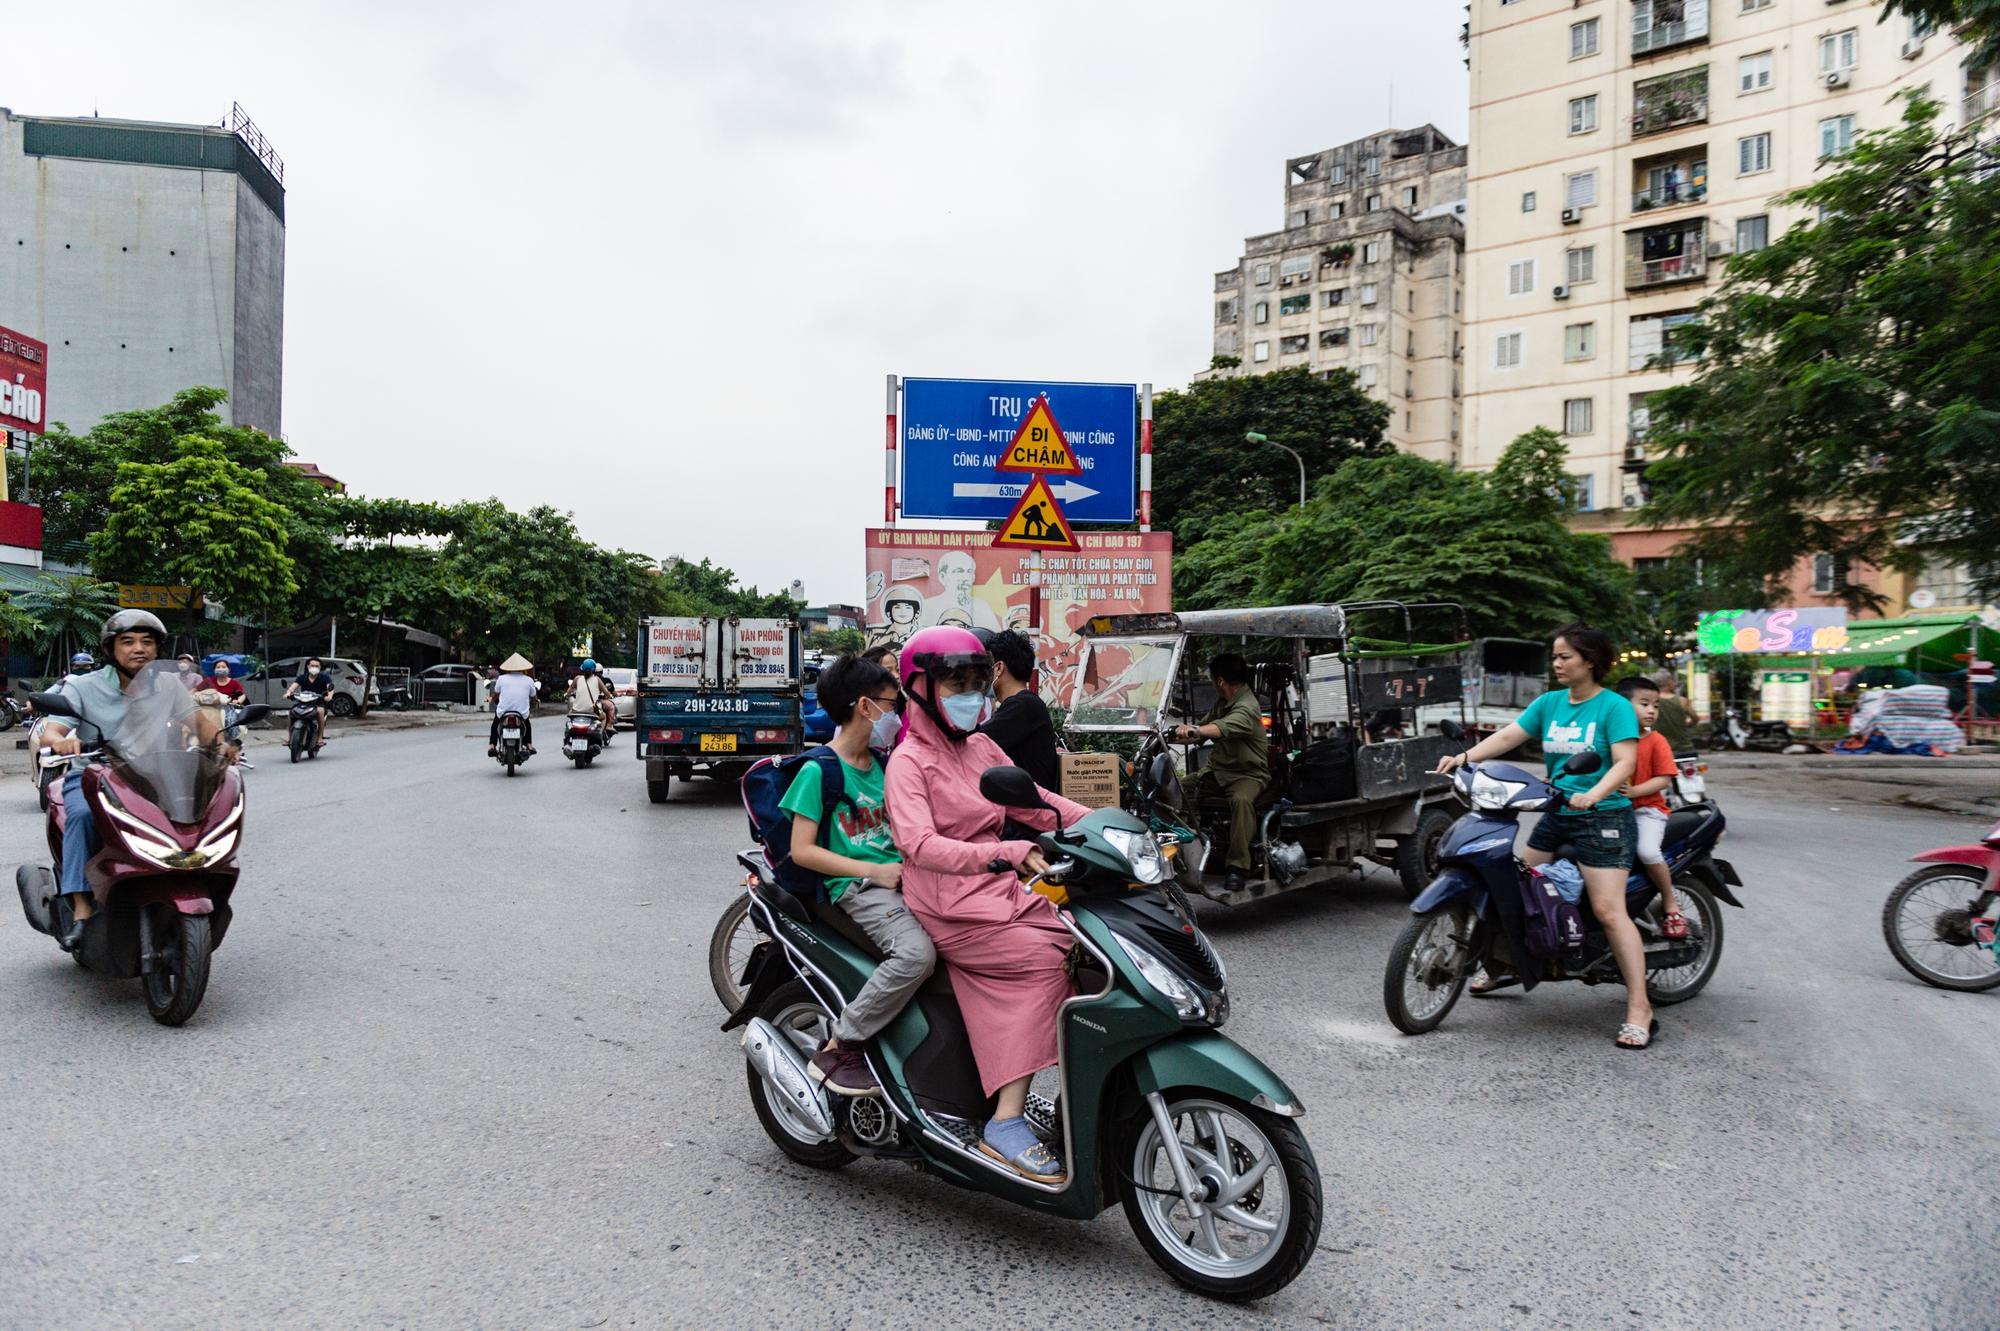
[0,105,285,437]
[1462,0,1990,612]
[1211,127,1469,461]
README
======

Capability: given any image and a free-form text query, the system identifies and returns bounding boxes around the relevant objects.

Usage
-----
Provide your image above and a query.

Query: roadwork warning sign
[993,474,1080,551]
[994,396,1082,476]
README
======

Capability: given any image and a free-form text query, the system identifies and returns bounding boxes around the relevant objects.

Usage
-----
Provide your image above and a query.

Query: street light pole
[1244,431,1305,508]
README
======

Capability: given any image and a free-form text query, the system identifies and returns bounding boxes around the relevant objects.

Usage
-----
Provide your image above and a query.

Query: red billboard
[863,528,1172,702]
[0,325,48,433]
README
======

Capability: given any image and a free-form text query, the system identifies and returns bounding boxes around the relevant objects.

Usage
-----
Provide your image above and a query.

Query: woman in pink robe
[886,627,1091,1183]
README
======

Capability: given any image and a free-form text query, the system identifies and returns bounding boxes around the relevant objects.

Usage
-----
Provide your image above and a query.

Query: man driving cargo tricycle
[1066,601,1478,908]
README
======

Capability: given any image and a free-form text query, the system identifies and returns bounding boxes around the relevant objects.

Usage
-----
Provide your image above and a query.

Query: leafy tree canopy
[1883,0,2000,66]
[1149,367,1391,541]
[1643,94,2000,605]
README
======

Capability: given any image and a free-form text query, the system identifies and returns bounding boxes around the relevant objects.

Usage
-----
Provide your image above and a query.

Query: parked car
[605,667,638,728]
[415,662,486,707]
[242,656,380,717]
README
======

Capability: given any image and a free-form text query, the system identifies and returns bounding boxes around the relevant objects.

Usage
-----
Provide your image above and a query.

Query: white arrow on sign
[953,480,1099,503]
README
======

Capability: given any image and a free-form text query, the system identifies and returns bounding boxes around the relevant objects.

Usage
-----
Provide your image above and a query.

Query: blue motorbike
[1383,736,1743,1035]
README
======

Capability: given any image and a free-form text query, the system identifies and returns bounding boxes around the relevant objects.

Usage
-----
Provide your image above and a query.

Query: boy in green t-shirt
[781,654,934,1098]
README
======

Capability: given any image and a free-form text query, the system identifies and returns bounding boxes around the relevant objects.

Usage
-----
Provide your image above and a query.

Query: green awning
[1754,615,1995,671]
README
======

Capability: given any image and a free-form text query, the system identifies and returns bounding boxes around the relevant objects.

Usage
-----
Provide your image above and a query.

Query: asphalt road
[2,723,1994,1330]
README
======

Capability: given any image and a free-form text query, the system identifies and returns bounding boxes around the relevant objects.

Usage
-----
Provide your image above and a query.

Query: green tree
[1882,1,2000,65]
[13,574,119,674]
[89,437,300,637]
[436,502,614,665]
[1176,430,1639,641]
[807,628,867,655]
[1150,367,1391,541]
[318,497,465,693]
[1629,556,1771,666]
[1643,95,2000,605]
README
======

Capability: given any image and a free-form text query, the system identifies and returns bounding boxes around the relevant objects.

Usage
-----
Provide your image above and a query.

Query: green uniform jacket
[1201,688,1268,783]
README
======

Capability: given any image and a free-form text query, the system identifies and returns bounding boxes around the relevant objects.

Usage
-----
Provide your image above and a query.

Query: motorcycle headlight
[1102,825,1168,884]
[1109,931,1206,1023]
[1467,770,1526,810]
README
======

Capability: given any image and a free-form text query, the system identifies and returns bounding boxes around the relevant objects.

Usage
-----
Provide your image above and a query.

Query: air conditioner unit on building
[1825,69,1852,89]
[1706,238,1734,259]
[1561,207,1582,225]
[1622,492,1643,509]
[1902,37,1925,58]
[1552,283,1572,300]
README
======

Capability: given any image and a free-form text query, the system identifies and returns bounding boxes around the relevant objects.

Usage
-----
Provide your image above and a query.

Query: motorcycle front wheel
[1117,1094,1321,1302]
[1882,866,2000,991]
[1383,903,1475,1034]
[141,908,211,1026]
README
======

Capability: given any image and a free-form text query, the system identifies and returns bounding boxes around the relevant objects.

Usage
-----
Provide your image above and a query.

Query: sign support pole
[885,374,900,526]
[1139,382,1154,533]
[1028,549,1043,638]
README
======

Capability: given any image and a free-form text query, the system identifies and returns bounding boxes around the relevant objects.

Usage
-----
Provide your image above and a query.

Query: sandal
[976,1138,1067,1184]
[1615,1018,1660,1050]
[1662,912,1689,940]
[1469,968,1521,997]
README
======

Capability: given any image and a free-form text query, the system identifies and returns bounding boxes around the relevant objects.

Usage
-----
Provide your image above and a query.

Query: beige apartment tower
[1462,0,1986,518]
[1211,127,1468,461]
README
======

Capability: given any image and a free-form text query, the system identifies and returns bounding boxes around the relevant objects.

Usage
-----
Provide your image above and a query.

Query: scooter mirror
[978,765,1046,811]
[27,690,77,719]
[1438,719,1467,742]
[236,703,273,727]
[1562,749,1603,776]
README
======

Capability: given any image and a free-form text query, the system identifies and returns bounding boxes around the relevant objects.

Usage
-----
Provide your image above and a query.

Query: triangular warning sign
[994,396,1083,476]
[993,475,1080,551]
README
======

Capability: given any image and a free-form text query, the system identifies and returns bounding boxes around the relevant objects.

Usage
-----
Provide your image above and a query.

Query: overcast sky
[9,1,1467,604]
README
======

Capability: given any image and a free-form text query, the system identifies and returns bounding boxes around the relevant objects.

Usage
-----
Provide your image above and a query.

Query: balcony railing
[1966,82,2000,124]
[1628,252,1707,289]
[1632,179,1707,211]
[1634,16,1706,57]
[1632,94,1708,137]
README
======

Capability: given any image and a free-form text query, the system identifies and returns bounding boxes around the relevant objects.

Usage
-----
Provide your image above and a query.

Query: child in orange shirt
[1616,677,1687,939]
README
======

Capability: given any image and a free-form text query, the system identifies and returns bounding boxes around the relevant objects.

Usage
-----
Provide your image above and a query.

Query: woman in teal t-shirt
[1435,624,1656,1049]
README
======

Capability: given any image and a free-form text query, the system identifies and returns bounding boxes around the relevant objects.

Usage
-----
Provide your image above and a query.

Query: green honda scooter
[725,765,1323,1302]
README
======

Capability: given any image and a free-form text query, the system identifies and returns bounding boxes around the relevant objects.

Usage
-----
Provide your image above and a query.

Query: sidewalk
[1704,750,2000,818]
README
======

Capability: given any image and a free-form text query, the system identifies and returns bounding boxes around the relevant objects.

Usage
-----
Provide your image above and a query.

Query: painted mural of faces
[938,552,976,594]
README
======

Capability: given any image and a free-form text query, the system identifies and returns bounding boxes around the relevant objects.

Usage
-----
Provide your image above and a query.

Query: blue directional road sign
[899,377,1137,523]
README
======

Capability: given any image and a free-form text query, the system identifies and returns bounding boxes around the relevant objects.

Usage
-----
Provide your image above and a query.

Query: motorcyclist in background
[40,611,230,949]
[284,657,336,746]
[566,658,616,735]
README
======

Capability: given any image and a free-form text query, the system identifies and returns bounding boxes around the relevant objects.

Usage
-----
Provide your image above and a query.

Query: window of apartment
[1508,258,1537,295]
[1279,256,1313,281]
[1363,155,1381,176]
[1253,263,1272,285]
[1407,289,1417,312]
[1359,323,1381,346]
[1405,370,1415,398]
[1564,321,1597,360]
[1495,332,1524,369]
[1736,214,1770,252]
[1324,287,1347,308]
[1279,293,1311,316]
[1358,365,1379,389]
[1566,245,1596,285]
[1739,50,1773,94]
[1366,193,1383,212]
[1571,473,1597,511]
[1279,334,1310,355]
[1564,397,1595,435]
[1360,282,1379,304]
[1407,329,1417,354]
[1819,114,1856,159]
[1811,553,1841,595]
[1570,17,1600,58]
[1820,29,1858,74]
[1320,327,1349,348]
[1401,185,1419,207]
[1330,200,1347,219]
[1252,340,1270,363]
[1629,310,1700,369]
[1330,162,1347,184]
[1565,170,1598,209]
[1738,131,1772,174]
[1362,241,1382,263]
[1216,299,1237,325]
[1742,0,1772,11]
[1290,210,1310,228]
[1522,191,1538,212]
[1253,301,1269,325]
[1911,13,1938,42]
[1569,95,1599,135]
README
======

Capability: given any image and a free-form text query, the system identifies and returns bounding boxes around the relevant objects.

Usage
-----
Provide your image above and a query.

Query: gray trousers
[831,883,937,1044]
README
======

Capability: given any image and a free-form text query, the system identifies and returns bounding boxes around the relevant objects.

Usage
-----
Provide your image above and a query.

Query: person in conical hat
[489,652,542,755]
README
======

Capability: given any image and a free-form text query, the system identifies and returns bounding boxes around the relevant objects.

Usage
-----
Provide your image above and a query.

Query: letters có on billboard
[0,326,49,432]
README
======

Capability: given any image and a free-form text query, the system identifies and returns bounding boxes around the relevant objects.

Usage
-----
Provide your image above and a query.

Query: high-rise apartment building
[0,105,286,437]
[1462,0,1984,550]
[1211,127,1468,461]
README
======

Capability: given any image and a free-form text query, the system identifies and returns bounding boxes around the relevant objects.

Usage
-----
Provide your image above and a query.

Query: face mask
[868,702,901,749]
[940,691,988,732]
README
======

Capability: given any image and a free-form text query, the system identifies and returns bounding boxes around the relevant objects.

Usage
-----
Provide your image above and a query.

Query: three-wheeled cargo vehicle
[1065,602,1478,906]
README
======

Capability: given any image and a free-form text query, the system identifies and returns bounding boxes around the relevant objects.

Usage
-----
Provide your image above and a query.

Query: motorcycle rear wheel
[1646,879,1723,1004]
[1117,1094,1321,1302]
[1882,866,2000,991]
[1383,903,1474,1034]
[142,909,211,1027]
[746,980,853,1170]
[708,893,760,1010]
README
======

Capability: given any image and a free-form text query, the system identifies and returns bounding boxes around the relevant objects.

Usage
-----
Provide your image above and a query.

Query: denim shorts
[1528,805,1637,870]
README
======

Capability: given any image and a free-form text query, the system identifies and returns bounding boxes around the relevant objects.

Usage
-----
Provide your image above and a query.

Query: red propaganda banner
[863,528,1172,702]
[0,325,48,434]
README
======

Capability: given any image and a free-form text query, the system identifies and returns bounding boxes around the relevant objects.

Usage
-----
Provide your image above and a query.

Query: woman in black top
[974,628,1059,790]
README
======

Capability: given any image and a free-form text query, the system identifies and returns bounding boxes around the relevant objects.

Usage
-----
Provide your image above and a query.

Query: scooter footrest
[1024,1093,1061,1145]
[928,1112,984,1152]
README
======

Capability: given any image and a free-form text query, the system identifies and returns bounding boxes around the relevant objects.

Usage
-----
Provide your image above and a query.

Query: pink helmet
[900,625,991,740]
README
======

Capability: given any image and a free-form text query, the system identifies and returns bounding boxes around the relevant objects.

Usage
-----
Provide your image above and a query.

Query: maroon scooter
[13,688,267,1026]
